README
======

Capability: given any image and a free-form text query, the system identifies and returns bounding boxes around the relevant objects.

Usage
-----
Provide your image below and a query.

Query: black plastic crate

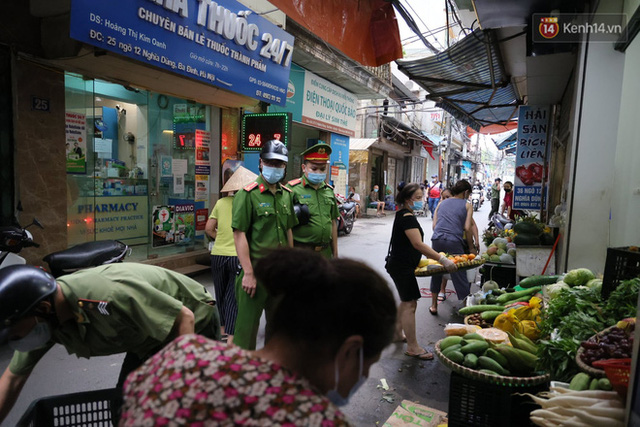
[448,372,547,427]
[17,388,122,427]
[480,262,517,289]
[602,246,640,299]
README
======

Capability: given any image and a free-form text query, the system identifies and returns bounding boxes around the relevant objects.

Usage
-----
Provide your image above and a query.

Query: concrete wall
[565,2,626,273]
[610,32,640,247]
[13,57,68,265]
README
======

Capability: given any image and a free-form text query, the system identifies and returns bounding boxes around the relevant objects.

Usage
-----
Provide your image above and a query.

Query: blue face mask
[327,347,366,407]
[410,200,424,211]
[307,172,326,185]
[374,188,379,192]
[262,165,285,184]
[9,319,52,352]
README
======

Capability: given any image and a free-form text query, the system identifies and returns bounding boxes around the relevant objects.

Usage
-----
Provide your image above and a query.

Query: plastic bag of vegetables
[512,297,543,321]
[493,308,520,334]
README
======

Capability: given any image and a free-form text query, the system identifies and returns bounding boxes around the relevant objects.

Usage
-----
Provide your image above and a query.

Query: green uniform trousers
[293,241,333,259]
[233,269,280,350]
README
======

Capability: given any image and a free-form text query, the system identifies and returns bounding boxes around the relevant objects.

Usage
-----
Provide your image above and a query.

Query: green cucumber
[460,340,489,355]
[484,348,509,369]
[478,356,510,376]
[480,311,504,321]
[446,350,465,364]
[597,378,613,391]
[440,336,463,351]
[495,286,542,304]
[463,353,479,369]
[519,275,561,288]
[458,305,506,315]
[462,333,485,341]
[589,378,599,390]
[568,373,591,391]
[442,344,462,358]
[479,369,500,376]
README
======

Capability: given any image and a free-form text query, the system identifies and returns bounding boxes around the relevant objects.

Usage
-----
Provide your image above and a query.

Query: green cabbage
[563,268,596,287]
[585,279,602,293]
[546,281,570,299]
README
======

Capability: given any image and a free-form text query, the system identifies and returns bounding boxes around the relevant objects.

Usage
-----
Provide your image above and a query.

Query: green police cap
[301,143,332,162]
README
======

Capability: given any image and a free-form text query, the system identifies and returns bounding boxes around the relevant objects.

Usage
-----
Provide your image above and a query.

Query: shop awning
[349,138,377,150]
[494,130,517,150]
[380,115,425,140]
[396,29,521,132]
[267,0,402,66]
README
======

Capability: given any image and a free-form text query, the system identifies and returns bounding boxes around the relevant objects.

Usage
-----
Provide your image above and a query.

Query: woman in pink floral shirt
[121,248,397,426]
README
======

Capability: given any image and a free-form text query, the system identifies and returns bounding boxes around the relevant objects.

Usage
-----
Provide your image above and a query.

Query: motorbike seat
[43,240,129,278]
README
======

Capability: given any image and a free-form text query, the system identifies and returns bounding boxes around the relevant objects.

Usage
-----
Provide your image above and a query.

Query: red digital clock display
[241,113,291,151]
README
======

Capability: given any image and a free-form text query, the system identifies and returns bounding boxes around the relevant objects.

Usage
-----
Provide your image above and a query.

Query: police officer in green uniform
[286,143,339,258]
[232,139,297,350]
[0,263,220,423]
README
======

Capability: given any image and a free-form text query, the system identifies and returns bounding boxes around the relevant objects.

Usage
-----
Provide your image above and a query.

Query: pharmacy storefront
[9,0,294,264]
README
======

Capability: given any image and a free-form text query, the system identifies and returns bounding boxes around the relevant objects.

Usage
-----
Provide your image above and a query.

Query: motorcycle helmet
[260,140,289,162]
[0,265,57,342]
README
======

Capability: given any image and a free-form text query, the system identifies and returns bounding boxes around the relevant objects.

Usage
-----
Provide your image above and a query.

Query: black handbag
[384,240,392,271]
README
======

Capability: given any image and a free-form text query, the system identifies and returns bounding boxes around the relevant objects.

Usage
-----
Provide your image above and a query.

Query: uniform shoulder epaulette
[280,184,292,193]
[78,298,111,315]
[243,182,258,191]
[287,178,302,186]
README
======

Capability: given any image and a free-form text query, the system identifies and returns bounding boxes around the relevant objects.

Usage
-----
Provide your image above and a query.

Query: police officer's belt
[295,242,330,252]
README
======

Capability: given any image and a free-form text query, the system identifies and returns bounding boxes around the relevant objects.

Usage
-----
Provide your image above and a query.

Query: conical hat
[221,166,258,192]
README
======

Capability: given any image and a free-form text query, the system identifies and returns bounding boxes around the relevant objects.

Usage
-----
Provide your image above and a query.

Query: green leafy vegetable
[604,277,640,321]
[536,337,581,382]
[539,286,614,381]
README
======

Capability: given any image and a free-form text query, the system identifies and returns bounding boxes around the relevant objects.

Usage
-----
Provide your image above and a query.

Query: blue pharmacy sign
[513,106,549,210]
[70,0,294,106]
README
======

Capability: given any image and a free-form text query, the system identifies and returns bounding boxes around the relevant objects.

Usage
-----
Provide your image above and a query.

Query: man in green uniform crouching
[232,139,297,350]
[0,263,220,423]
[286,143,339,258]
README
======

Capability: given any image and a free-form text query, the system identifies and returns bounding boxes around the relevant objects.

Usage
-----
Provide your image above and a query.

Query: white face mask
[326,347,366,406]
[9,319,52,352]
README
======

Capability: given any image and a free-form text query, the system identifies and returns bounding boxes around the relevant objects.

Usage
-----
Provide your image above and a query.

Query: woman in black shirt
[386,183,457,360]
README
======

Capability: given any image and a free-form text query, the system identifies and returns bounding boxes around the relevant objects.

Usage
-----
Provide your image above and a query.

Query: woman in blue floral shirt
[121,248,397,426]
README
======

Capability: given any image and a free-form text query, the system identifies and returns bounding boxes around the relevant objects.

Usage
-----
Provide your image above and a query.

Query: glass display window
[64,73,213,260]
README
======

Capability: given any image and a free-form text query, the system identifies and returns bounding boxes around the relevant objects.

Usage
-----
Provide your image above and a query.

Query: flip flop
[404,350,434,361]
[437,292,446,302]
[429,306,438,315]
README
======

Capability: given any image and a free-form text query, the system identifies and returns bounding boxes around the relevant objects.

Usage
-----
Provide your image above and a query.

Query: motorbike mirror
[25,218,44,230]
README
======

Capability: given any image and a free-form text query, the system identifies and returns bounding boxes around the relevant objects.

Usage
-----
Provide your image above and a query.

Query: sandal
[404,350,434,361]
[429,306,438,315]
[437,292,446,302]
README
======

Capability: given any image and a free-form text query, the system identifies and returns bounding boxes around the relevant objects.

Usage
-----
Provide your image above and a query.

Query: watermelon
[513,222,540,235]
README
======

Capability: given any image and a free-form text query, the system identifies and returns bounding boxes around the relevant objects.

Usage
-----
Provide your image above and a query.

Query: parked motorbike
[0,218,129,277]
[488,212,514,232]
[471,189,482,211]
[335,193,356,235]
[0,218,43,268]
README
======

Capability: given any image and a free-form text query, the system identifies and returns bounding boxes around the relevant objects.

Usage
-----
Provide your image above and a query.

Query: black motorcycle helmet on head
[0,265,57,343]
[260,139,288,162]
